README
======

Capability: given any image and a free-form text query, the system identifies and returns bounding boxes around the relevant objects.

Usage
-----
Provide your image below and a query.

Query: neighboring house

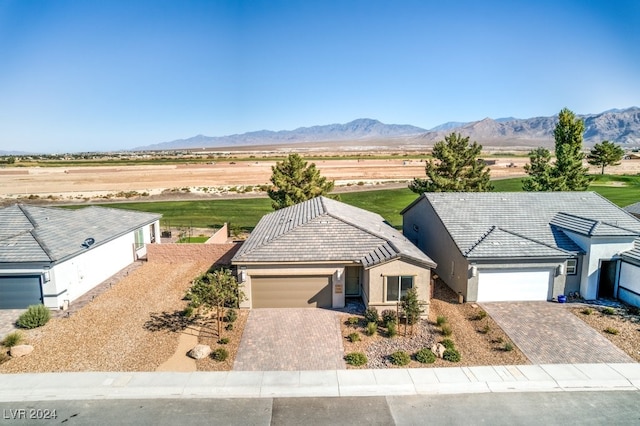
[0,204,161,309]
[402,192,640,308]
[232,196,436,312]
[625,201,640,219]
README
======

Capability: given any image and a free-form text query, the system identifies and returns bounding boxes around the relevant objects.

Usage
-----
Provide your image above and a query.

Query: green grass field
[79,174,639,231]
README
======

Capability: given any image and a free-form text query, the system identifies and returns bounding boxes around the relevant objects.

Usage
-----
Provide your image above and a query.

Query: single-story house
[401,192,640,307]
[232,196,436,312]
[0,204,161,309]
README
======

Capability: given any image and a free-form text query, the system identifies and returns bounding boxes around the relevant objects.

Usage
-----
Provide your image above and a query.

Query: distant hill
[135,107,640,151]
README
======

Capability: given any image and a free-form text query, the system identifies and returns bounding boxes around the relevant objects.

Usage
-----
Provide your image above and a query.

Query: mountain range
[138,107,640,151]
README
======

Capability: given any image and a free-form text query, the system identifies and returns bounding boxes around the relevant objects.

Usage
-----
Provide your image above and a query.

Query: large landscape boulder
[10,345,34,358]
[188,344,211,360]
[431,343,446,359]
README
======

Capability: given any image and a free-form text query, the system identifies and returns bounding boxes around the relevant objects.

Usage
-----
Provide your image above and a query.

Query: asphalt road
[1,391,639,425]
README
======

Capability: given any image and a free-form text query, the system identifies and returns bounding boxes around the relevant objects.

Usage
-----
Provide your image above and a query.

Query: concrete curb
[0,363,638,401]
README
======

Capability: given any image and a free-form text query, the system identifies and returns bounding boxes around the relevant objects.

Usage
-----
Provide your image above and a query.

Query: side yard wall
[146,243,240,265]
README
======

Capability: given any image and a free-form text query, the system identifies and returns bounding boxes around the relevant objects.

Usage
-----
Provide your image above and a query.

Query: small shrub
[473,310,487,321]
[494,336,504,344]
[604,327,619,335]
[348,332,360,342]
[503,342,514,352]
[225,323,234,331]
[389,350,411,366]
[436,315,447,326]
[17,304,51,329]
[218,338,230,345]
[580,308,593,316]
[386,321,397,338]
[211,348,229,361]
[381,309,397,325]
[183,306,195,317]
[224,309,238,323]
[415,348,436,364]
[347,317,359,327]
[443,348,461,362]
[2,331,23,348]
[602,307,616,315]
[440,339,455,349]
[345,352,367,366]
[441,324,452,336]
[366,322,377,336]
[364,308,379,324]
[479,324,490,334]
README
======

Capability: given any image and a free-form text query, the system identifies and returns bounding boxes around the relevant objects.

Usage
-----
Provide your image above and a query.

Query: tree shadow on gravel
[144,310,218,338]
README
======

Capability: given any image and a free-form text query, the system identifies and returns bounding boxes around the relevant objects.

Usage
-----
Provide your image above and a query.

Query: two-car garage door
[0,276,42,309]
[251,276,332,308]
[477,270,551,302]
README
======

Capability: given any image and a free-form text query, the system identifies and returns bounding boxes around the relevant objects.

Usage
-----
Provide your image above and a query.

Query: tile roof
[0,204,160,264]
[621,241,640,265]
[625,201,640,217]
[233,196,436,268]
[403,192,640,260]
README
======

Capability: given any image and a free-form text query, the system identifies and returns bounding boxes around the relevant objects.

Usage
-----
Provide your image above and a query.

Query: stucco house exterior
[0,204,161,309]
[232,196,436,313]
[401,192,640,307]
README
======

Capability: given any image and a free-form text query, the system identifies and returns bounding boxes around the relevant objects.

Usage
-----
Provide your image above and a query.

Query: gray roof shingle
[624,201,640,217]
[233,197,436,268]
[0,205,160,264]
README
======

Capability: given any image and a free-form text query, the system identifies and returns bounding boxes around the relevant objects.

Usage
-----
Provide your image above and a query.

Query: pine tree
[268,153,335,210]
[522,147,555,191]
[409,132,492,193]
[587,140,625,175]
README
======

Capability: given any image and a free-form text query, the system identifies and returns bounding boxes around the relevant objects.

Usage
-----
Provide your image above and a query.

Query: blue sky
[1,0,639,153]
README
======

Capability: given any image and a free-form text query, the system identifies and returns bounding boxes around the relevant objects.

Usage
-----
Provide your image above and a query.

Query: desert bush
[479,324,490,334]
[17,305,51,329]
[436,315,447,326]
[224,309,238,323]
[345,352,367,366]
[441,324,452,336]
[183,306,195,318]
[347,317,359,327]
[225,323,234,331]
[581,308,593,315]
[218,338,230,345]
[503,342,514,352]
[602,307,616,315]
[440,339,455,349]
[211,348,229,361]
[2,331,23,348]
[386,321,397,338]
[604,327,619,335]
[364,307,379,324]
[389,351,410,366]
[381,309,397,325]
[348,332,360,343]
[472,310,487,321]
[415,348,436,364]
[443,348,461,362]
[365,322,377,336]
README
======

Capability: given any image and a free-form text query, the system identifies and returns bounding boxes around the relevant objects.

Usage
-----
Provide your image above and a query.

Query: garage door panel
[0,276,42,309]
[252,276,332,308]
[477,270,550,302]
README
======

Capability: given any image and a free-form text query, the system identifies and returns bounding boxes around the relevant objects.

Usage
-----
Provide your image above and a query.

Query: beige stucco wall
[365,259,431,316]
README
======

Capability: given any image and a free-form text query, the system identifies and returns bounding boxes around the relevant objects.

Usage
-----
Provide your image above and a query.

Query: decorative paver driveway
[482,302,634,364]
[0,309,24,340]
[234,308,346,371]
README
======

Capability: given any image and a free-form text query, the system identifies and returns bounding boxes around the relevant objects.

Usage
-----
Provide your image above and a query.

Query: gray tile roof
[625,201,640,217]
[404,192,640,260]
[233,196,436,268]
[621,241,640,265]
[0,205,160,264]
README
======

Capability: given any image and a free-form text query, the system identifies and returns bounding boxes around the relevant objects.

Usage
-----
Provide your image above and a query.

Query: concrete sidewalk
[0,363,638,401]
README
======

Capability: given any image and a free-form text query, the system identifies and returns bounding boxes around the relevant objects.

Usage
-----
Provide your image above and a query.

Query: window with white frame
[134,228,144,250]
[386,276,414,302]
[566,258,578,275]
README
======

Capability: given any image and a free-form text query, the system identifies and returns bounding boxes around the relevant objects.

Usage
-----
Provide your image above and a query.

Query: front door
[598,260,617,298]
[345,266,360,296]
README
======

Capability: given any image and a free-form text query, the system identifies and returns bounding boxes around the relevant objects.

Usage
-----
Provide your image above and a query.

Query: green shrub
[218,338,230,344]
[581,308,593,315]
[211,348,229,361]
[348,332,360,342]
[479,324,490,334]
[366,322,377,336]
[224,309,238,323]
[441,324,452,336]
[440,339,455,349]
[345,352,367,366]
[2,331,23,348]
[389,351,410,366]
[415,348,436,364]
[386,321,397,338]
[436,315,447,326]
[225,323,234,331]
[604,327,619,335]
[347,316,359,327]
[183,306,195,317]
[381,309,397,325]
[17,305,51,329]
[602,307,616,315]
[443,348,461,362]
[364,308,379,324]
[503,342,514,352]
[473,310,487,321]
[494,336,504,344]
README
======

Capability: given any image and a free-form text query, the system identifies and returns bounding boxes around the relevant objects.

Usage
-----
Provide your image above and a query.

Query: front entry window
[386,276,413,302]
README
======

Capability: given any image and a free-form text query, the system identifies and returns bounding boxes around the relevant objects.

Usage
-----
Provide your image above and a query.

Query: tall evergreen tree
[587,140,625,175]
[268,153,335,210]
[522,147,555,191]
[409,132,492,193]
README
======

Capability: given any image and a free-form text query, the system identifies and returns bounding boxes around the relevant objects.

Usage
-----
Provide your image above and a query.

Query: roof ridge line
[17,204,54,261]
[464,225,497,256]
[499,227,576,255]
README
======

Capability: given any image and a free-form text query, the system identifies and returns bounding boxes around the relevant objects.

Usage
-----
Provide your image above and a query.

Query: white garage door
[251,276,332,308]
[477,270,550,302]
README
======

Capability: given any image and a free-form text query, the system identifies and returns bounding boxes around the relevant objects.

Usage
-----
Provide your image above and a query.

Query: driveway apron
[233,308,346,371]
[482,302,634,364]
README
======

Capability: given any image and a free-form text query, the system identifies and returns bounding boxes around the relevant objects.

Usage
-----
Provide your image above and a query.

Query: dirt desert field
[1,157,639,201]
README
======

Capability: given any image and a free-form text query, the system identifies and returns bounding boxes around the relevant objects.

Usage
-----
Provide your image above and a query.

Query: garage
[477,270,551,302]
[0,276,42,309]
[251,276,332,308]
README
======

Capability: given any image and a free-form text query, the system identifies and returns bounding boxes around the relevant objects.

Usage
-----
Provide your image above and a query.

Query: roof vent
[81,237,95,248]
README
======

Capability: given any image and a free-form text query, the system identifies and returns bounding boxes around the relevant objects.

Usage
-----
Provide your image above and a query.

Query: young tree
[400,287,424,336]
[409,132,492,193]
[523,108,590,191]
[185,269,245,337]
[587,140,625,175]
[268,153,335,210]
